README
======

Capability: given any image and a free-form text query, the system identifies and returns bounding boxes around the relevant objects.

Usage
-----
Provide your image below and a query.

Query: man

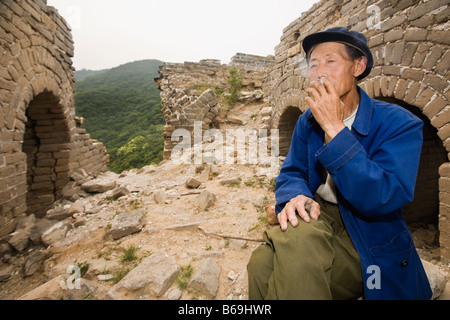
[247,27,432,300]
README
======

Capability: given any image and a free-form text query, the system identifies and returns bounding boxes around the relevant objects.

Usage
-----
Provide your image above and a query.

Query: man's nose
[317,64,328,79]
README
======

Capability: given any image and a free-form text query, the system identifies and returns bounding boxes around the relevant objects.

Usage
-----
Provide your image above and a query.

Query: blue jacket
[275,87,432,300]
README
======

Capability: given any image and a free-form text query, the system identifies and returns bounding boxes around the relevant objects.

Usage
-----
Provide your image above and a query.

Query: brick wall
[0,0,108,236]
[156,54,275,160]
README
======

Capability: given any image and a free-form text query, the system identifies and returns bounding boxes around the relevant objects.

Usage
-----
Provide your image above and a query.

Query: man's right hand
[277,195,321,231]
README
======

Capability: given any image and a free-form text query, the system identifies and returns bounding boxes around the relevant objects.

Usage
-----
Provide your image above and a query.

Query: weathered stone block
[81,179,115,193]
[188,258,220,299]
[104,210,146,241]
[106,252,179,299]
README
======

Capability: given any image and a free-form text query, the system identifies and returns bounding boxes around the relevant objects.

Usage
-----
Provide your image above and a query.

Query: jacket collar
[352,87,372,137]
[307,86,373,137]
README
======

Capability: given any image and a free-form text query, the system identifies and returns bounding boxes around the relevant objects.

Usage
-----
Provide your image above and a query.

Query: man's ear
[354,56,368,78]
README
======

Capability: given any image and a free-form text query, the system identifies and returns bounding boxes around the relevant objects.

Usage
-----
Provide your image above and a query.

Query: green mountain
[74,59,165,173]
[74,68,107,82]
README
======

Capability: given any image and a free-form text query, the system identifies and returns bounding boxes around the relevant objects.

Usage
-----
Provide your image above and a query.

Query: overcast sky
[46,0,319,71]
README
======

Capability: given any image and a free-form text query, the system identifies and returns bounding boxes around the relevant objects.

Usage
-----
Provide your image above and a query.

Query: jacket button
[401,260,408,268]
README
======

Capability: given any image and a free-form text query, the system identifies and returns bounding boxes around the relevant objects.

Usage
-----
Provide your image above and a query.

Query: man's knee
[277,218,332,248]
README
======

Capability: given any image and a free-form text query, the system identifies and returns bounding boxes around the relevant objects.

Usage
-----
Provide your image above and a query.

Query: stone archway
[23,91,71,218]
[377,98,448,234]
[278,106,303,157]
[361,72,450,255]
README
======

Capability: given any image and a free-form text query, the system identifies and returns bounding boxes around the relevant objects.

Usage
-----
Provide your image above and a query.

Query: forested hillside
[74,59,165,173]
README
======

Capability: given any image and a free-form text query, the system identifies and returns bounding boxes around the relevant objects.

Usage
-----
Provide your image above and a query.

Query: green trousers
[247,195,364,300]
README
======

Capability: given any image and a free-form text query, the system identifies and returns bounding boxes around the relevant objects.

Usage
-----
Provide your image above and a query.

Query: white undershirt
[316,106,359,204]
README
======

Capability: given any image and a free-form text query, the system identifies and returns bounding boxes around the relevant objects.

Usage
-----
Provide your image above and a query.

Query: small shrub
[176,264,194,290]
[226,67,242,104]
[121,245,139,263]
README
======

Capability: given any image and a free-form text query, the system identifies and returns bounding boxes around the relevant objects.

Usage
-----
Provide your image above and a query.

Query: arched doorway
[378,98,448,239]
[278,106,303,157]
[23,91,71,218]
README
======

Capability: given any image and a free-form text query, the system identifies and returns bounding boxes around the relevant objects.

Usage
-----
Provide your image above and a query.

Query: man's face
[308,42,361,98]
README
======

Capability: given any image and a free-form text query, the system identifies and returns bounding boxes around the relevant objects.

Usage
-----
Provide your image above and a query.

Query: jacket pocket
[367,231,429,299]
[369,231,413,257]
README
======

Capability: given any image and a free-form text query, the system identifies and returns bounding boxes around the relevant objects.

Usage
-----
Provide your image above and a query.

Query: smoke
[294,53,310,79]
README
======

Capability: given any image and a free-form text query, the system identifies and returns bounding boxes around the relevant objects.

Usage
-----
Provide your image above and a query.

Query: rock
[265,203,278,225]
[73,216,86,228]
[24,250,48,277]
[438,282,450,300]
[84,204,100,215]
[186,177,201,189]
[70,170,90,185]
[210,165,220,176]
[110,186,130,199]
[0,263,13,282]
[220,177,241,186]
[165,222,203,232]
[104,210,146,241]
[41,219,72,247]
[197,190,216,211]
[197,164,211,183]
[61,182,88,201]
[167,287,182,300]
[422,260,448,300]
[8,215,36,252]
[63,278,98,300]
[86,259,119,278]
[81,179,116,193]
[154,190,167,204]
[19,275,67,300]
[46,206,70,221]
[97,274,114,281]
[261,107,273,117]
[226,117,243,125]
[227,239,247,250]
[16,214,36,230]
[251,195,267,208]
[227,270,238,282]
[195,164,205,174]
[29,219,56,245]
[188,258,220,299]
[68,201,85,215]
[0,243,12,259]
[106,252,179,300]
[197,251,224,260]
[8,230,31,252]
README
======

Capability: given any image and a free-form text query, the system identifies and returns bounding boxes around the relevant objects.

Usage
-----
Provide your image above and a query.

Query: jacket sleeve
[274,114,315,215]
[316,110,424,218]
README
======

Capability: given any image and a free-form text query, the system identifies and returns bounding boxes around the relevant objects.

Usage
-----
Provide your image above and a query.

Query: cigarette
[317,77,324,85]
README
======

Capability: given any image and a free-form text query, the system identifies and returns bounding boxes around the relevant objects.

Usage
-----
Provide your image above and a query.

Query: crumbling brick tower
[0,1,108,238]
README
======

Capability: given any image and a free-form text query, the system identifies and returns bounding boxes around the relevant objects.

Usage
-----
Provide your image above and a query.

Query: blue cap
[302,27,374,80]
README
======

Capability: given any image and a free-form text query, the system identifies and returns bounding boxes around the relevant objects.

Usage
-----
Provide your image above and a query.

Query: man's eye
[310,64,318,69]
